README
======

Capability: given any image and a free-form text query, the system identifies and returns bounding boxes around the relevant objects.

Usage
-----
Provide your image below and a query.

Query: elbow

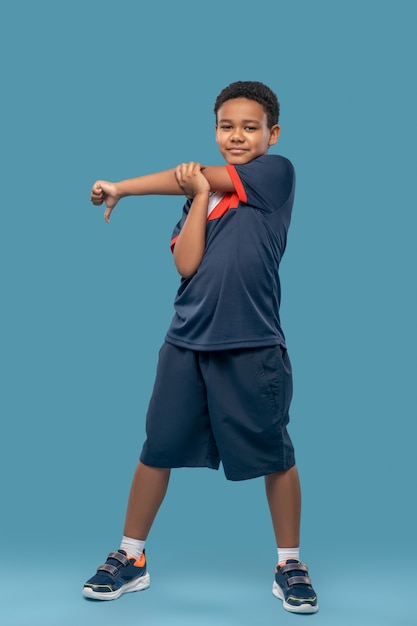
[174,260,198,279]
[173,241,204,279]
[173,251,200,278]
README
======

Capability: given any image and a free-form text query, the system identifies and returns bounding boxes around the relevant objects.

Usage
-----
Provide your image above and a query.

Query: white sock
[277,547,300,564]
[120,536,146,560]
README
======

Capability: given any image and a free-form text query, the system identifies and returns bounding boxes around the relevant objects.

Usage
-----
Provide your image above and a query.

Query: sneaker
[83,549,150,600]
[272,559,318,613]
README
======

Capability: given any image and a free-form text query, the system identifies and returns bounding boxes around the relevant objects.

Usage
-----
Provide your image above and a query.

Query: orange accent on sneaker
[129,552,146,568]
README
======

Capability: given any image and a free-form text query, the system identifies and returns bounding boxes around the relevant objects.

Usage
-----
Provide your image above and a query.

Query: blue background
[1,1,416,624]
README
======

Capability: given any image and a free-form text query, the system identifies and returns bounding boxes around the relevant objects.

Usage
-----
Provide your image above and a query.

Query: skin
[214,97,280,165]
[92,98,301,554]
[172,162,211,278]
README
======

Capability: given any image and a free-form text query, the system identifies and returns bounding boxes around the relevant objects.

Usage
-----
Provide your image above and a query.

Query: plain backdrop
[1,1,416,625]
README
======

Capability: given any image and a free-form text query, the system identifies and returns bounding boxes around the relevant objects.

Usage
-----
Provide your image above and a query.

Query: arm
[172,165,236,277]
[199,165,235,193]
[90,165,235,223]
[172,162,211,278]
[91,169,186,223]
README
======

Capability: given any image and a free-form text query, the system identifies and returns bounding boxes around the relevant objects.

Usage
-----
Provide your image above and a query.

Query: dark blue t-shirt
[165,154,295,350]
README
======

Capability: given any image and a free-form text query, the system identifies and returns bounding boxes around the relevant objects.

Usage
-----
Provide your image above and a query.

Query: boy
[83,81,318,614]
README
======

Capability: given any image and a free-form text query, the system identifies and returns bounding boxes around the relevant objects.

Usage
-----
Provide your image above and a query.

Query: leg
[264,465,301,548]
[266,466,318,613]
[83,461,169,600]
[124,461,171,540]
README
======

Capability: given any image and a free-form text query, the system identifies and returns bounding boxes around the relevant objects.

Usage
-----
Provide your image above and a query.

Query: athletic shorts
[139,342,295,481]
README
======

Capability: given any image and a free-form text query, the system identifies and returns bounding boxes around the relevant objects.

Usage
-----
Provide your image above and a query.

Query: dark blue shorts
[140,342,295,481]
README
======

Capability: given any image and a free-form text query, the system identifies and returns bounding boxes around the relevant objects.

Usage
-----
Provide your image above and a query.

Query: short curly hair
[214,81,280,128]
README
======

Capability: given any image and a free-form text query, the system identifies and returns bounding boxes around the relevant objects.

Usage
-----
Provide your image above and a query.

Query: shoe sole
[83,573,150,601]
[272,581,319,614]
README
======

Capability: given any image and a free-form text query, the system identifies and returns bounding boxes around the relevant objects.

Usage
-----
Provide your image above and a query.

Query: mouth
[227,148,249,155]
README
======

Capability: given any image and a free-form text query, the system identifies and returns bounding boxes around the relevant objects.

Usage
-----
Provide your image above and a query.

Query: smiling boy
[83,81,318,614]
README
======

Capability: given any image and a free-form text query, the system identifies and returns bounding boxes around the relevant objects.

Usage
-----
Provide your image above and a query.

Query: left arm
[173,162,211,278]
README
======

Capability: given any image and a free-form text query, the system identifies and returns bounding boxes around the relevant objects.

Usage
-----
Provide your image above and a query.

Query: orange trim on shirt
[170,188,241,252]
[170,235,179,252]
[208,192,239,221]
[225,164,247,203]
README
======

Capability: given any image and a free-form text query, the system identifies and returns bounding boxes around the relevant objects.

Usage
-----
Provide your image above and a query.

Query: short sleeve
[226,155,295,213]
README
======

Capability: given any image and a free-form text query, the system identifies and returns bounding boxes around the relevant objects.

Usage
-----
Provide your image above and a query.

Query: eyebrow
[218,118,261,124]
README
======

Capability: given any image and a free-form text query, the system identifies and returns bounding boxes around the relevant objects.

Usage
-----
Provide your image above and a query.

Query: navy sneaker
[83,549,150,600]
[273,559,318,613]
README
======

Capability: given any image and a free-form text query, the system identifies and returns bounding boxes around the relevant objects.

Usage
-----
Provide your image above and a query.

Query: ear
[215,124,219,143]
[268,124,280,146]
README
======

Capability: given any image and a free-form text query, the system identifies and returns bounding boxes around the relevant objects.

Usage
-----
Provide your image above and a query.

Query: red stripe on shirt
[171,195,237,251]
[208,192,239,221]
[225,165,247,203]
[170,235,179,252]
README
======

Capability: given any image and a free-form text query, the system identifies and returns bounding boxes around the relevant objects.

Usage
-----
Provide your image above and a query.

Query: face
[215,98,280,165]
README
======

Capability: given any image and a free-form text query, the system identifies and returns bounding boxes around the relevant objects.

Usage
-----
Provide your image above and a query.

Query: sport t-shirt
[165,154,295,350]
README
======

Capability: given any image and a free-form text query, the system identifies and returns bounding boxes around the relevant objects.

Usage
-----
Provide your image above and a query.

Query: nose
[230,127,244,142]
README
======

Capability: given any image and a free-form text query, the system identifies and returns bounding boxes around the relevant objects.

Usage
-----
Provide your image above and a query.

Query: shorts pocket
[249,346,291,425]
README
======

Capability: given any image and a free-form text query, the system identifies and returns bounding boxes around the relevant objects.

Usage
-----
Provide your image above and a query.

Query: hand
[90,180,120,223]
[175,162,210,199]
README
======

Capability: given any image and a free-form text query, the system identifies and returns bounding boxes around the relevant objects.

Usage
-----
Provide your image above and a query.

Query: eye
[244,126,257,131]
[220,125,232,130]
